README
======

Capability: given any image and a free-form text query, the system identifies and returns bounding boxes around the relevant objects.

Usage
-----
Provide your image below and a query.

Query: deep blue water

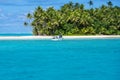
[0,39,120,80]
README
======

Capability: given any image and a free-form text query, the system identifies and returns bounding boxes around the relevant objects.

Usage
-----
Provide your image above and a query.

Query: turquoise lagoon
[0,39,120,80]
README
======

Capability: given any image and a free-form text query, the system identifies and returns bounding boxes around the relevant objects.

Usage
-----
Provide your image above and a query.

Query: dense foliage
[24,1,120,35]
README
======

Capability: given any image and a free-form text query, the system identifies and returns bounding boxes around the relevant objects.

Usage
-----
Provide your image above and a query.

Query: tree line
[24,1,120,35]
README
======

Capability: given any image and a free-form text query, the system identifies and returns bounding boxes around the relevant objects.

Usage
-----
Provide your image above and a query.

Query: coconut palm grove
[24,1,120,35]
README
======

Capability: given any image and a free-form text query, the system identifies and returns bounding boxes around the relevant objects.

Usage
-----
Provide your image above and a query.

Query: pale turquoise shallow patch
[0,39,120,80]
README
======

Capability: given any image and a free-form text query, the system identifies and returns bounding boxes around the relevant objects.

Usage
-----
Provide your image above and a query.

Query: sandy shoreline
[0,35,120,40]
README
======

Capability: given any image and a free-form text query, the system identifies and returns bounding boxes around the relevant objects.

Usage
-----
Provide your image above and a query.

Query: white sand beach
[0,35,120,40]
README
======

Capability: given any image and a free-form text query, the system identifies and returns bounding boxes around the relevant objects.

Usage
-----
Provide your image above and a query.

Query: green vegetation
[24,1,120,35]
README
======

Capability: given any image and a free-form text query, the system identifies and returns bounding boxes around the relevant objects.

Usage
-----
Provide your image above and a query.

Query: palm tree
[88,0,93,8]
[68,1,74,10]
[27,13,32,19]
[24,22,28,26]
[107,1,113,7]
[80,4,84,10]
[74,3,80,9]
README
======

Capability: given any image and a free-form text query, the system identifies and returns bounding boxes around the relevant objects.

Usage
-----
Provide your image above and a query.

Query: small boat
[52,35,63,41]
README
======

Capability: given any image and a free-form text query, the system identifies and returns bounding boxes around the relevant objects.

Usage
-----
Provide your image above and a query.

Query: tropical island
[24,1,120,36]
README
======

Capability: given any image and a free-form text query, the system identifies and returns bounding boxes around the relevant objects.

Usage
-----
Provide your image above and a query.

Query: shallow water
[0,39,120,80]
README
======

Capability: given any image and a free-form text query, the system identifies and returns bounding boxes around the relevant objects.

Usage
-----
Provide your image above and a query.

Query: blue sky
[0,0,120,34]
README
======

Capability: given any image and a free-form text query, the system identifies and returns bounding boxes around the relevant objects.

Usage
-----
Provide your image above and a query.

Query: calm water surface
[0,34,32,36]
[0,39,120,80]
